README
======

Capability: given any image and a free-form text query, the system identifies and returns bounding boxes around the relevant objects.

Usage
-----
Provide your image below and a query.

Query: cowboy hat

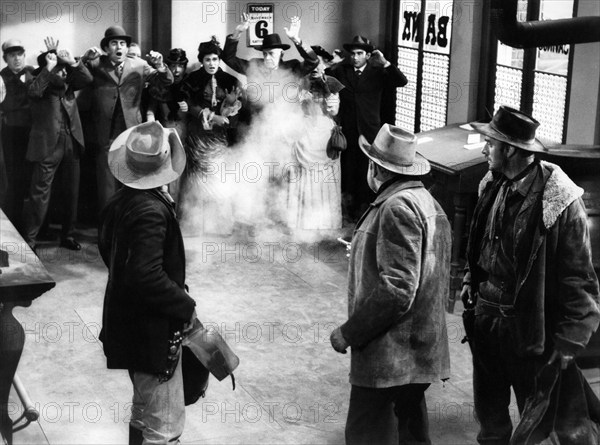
[343,36,374,53]
[470,106,546,153]
[108,121,186,189]
[100,26,132,49]
[359,124,431,176]
[255,33,290,51]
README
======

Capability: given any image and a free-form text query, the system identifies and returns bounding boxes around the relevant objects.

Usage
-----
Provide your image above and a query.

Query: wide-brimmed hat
[108,121,185,189]
[2,39,24,54]
[471,106,546,152]
[343,36,374,53]
[311,45,333,62]
[255,34,290,51]
[359,124,430,175]
[100,26,132,49]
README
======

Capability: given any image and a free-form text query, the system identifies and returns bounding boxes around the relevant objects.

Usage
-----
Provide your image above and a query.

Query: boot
[129,424,144,445]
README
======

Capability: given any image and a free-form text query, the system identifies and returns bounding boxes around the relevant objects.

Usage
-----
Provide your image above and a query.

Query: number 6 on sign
[247,3,274,47]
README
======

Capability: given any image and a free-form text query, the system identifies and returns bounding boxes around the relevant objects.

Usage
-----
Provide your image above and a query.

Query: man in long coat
[330,124,451,444]
[23,47,92,251]
[327,36,408,221]
[82,26,173,211]
[98,121,196,444]
[461,106,600,444]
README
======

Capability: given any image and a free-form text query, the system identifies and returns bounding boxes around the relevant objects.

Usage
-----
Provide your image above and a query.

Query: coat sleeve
[124,200,196,323]
[222,35,250,75]
[341,203,423,348]
[144,61,174,91]
[28,69,65,98]
[65,60,93,91]
[293,41,319,76]
[383,63,408,88]
[553,198,600,354]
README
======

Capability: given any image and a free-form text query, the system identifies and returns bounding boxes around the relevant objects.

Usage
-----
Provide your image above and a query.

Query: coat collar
[478,160,583,229]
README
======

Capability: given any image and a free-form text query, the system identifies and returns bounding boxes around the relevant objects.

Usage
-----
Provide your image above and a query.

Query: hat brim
[101,35,132,49]
[471,121,546,153]
[359,135,431,176]
[343,43,374,53]
[108,126,186,189]
[255,43,290,51]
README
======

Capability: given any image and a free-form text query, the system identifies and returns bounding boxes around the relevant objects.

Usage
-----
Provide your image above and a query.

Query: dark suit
[327,62,408,218]
[22,62,92,246]
[98,187,196,373]
[85,55,173,211]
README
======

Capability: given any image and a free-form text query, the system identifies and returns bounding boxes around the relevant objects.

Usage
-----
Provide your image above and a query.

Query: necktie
[355,69,362,77]
[116,63,123,79]
[488,180,512,241]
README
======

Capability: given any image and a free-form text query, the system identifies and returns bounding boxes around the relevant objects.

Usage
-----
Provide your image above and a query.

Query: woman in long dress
[287,46,344,232]
[178,36,242,234]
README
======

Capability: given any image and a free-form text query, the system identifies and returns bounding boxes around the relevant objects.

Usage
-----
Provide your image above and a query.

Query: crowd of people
[0,15,407,249]
[1,17,599,445]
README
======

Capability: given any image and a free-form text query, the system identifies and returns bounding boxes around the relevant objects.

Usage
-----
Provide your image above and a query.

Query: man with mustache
[81,26,173,212]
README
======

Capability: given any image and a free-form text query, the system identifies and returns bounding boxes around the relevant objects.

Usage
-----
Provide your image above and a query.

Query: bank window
[493,0,574,144]
[394,0,454,133]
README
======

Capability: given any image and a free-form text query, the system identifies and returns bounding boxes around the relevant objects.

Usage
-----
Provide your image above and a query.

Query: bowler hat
[343,36,374,53]
[471,106,546,152]
[255,33,290,51]
[359,124,430,176]
[2,39,25,54]
[100,26,132,49]
[108,121,186,189]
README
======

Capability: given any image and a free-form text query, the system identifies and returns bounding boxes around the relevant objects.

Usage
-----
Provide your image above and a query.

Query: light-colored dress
[286,75,344,230]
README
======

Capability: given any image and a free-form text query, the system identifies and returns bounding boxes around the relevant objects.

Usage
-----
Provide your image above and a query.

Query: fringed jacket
[465,161,600,357]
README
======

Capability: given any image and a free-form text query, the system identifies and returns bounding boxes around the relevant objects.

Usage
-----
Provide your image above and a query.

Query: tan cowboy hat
[108,121,186,189]
[359,124,431,176]
[470,106,546,152]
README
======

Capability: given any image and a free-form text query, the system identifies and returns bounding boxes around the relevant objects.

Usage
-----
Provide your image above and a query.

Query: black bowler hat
[255,33,290,51]
[471,106,546,153]
[343,36,374,53]
[100,26,132,49]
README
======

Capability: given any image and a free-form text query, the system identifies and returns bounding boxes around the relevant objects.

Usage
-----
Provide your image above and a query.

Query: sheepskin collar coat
[466,160,600,357]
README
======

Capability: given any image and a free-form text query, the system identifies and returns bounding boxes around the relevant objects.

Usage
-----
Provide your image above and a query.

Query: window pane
[532,72,567,144]
[421,52,449,131]
[494,66,523,113]
[396,47,418,131]
[536,0,574,75]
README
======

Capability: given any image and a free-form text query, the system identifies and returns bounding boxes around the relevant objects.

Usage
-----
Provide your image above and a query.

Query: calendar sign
[247,4,274,48]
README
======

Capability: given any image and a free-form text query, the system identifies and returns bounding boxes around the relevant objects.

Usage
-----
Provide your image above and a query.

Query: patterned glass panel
[494,65,523,113]
[420,51,449,131]
[532,72,567,144]
[396,47,418,132]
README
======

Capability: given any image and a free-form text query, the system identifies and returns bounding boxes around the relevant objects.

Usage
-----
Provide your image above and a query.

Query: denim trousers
[345,383,432,445]
[472,314,546,445]
[129,356,185,444]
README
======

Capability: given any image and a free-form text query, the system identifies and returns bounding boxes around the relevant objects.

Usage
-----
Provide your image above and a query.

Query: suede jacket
[465,161,600,357]
[341,179,452,388]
